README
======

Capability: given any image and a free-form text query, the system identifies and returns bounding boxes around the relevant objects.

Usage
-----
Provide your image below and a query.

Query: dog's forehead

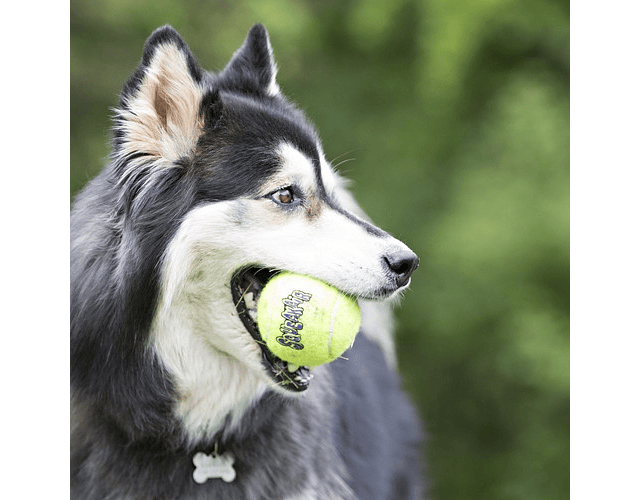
[272,142,320,189]
[267,141,345,206]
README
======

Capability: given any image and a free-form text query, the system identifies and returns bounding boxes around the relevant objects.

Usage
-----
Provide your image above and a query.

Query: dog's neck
[148,278,275,443]
[150,326,268,443]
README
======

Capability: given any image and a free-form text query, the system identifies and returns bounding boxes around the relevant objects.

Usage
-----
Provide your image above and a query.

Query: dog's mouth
[231,266,312,393]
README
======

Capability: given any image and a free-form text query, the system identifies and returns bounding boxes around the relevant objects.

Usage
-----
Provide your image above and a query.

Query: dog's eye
[270,187,296,205]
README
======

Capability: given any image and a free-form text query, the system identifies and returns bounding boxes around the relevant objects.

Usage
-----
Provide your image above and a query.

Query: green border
[571,2,640,500]
[2,1,70,500]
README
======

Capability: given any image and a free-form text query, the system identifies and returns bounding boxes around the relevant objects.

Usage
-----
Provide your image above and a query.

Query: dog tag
[192,450,237,484]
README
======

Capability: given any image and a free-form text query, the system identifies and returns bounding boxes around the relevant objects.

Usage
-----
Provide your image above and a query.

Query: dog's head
[73,25,418,440]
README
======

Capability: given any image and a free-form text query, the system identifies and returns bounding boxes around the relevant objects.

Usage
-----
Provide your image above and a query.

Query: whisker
[234,283,253,309]
[332,157,356,170]
[329,149,358,165]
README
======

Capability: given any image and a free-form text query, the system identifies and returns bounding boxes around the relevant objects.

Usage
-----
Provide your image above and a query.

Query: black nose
[383,249,419,288]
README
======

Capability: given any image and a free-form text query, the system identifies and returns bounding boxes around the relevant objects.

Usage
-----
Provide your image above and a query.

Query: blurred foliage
[71,0,569,498]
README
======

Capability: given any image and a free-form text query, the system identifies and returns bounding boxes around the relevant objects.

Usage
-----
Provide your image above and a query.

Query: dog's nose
[383,249,419,288]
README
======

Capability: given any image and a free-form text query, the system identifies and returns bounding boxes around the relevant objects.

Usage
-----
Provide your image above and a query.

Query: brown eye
[270,187,296,205]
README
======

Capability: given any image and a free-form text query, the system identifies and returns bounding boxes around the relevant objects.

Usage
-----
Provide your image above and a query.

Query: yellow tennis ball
[256,272,361,367]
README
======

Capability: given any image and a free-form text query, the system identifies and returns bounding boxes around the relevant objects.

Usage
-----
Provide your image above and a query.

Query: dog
[71,24,424,499]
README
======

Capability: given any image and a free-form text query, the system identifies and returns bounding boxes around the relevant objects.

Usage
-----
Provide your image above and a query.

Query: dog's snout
[383,249,419,288]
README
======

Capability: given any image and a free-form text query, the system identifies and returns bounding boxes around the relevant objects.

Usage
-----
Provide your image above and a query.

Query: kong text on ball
[256,272,361,367]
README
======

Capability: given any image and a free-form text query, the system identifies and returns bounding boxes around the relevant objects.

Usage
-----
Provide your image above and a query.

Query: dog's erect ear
[220,24,280,96]
[114,25,206,164]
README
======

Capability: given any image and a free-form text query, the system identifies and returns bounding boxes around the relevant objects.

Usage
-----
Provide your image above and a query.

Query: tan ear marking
[116,43,205,165]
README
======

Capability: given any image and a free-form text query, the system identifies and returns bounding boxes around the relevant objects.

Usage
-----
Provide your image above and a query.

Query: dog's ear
[219,24,281,97]
[113,25,205,164]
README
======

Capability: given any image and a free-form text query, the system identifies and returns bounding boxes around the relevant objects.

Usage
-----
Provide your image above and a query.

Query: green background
[71,1,569,498]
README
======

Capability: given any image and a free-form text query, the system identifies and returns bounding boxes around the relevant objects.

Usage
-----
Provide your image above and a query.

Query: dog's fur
[71,24,424,499]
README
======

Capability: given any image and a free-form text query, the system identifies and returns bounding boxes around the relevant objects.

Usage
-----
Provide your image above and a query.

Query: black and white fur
[71,24,424,499]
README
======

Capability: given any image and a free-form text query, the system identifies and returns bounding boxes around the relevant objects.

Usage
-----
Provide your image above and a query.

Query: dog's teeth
[244,292,256,309]
[294,369,312,382]
[287,363,298,373]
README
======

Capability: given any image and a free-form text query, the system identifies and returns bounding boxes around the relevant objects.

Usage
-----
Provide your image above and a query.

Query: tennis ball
[256,272,361,367]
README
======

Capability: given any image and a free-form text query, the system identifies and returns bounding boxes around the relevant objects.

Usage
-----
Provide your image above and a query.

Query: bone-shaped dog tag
[192,450,237,484]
